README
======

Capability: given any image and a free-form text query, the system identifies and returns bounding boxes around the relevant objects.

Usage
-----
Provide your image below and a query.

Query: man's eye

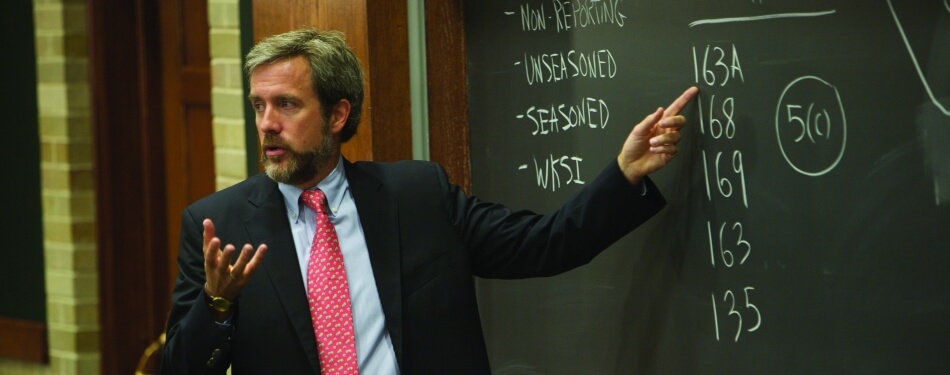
[281,101,295,108]
[252,102,264,112]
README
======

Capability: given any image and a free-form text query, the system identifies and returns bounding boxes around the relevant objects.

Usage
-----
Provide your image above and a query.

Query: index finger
[202,219,224,267]
[202,218,217,252]
[664,86,699,117]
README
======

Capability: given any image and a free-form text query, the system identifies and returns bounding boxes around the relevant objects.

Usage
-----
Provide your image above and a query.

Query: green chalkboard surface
[467,1,950,374]
[0,0,45,323]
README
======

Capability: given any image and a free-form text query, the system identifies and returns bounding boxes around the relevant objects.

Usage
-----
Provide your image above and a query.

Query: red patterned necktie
[301,189,359,374]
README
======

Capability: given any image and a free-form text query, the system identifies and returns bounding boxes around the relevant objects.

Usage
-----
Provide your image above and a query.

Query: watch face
[211,297,231,311]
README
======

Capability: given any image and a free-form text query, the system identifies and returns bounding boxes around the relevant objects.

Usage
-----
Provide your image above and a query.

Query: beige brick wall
[209,0,250,189]
[0,0,101,374]
[35,0,101,372]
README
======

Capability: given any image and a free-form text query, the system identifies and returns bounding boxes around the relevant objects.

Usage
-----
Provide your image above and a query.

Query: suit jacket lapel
[344,161,404,368]
[243,175,322,373]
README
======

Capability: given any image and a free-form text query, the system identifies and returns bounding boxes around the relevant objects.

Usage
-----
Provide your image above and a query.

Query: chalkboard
[466,1,950,374]
[0,0,45,323]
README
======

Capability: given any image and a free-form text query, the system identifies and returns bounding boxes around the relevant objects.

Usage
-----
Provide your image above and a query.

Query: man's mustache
[261,134,291,150]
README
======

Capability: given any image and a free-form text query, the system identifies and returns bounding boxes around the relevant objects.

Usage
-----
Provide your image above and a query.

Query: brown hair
[245,28,364,142]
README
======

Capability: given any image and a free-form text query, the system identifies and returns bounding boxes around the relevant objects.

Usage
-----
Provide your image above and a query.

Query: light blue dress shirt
[277,157,399,374]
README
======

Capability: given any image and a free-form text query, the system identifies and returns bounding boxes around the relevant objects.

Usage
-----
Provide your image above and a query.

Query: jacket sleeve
[446,161,666,279]
[160,206,234,375]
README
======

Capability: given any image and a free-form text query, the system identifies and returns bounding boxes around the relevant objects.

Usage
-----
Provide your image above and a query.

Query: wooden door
[88,0,213,373]
[160,0,215,289]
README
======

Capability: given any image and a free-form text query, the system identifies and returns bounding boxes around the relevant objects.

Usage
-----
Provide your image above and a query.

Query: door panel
[161,0,214,288]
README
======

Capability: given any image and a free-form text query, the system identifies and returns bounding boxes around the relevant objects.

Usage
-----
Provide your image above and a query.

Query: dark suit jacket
[161,159,665,374]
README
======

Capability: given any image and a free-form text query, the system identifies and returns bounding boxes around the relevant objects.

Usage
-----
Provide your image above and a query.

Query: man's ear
[329,100,351,134]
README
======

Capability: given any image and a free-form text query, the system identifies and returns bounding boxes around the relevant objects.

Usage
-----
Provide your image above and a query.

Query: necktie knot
[302,189,328,215]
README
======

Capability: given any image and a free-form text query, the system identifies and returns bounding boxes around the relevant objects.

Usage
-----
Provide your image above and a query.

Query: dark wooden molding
[425,0,471,193]
[87,0,171,373]
[0,317,47,363]
[159,0,215,291]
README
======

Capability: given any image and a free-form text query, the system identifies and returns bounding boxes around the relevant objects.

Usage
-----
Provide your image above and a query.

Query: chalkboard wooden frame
[425,0,472,193]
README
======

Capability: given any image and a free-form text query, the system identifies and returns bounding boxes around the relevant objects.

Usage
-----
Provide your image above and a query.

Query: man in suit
[161,27,698,374]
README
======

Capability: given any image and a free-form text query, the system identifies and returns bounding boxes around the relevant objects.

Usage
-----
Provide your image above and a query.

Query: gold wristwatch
[208,296,232,313]
[205,290,234,313]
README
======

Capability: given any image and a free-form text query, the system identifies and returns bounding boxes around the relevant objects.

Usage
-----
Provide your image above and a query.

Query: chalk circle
[775,76,847,177]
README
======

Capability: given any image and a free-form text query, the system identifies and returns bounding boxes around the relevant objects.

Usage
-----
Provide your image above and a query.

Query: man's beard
[261,122,334,186]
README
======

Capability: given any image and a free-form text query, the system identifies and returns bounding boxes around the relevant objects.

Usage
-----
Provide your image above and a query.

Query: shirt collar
[277,156,349,218]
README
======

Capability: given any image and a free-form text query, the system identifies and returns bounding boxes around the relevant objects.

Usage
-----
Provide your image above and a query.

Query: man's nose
[258,106,281,133]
